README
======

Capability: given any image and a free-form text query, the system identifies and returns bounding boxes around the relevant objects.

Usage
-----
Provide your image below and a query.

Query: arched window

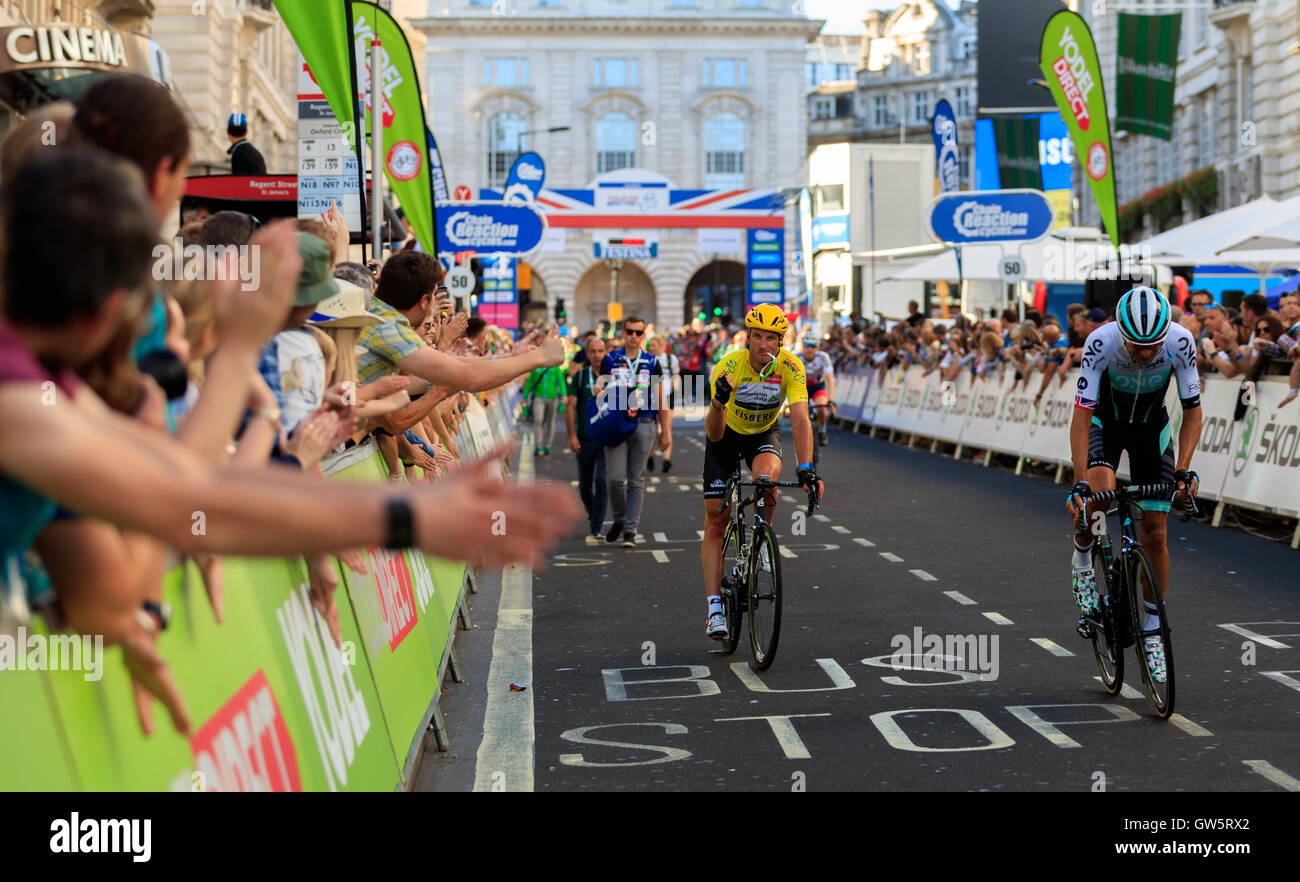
[705,112,745,189]
[596,112,636,173]
[486,112,524,188]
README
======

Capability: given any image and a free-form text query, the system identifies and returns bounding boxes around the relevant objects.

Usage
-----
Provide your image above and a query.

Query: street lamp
[519,125,571,151]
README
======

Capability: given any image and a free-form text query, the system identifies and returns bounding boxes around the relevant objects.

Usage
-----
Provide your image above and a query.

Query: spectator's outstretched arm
[373,383,455,435]
[1,385,581,562]
[399,330,564,392]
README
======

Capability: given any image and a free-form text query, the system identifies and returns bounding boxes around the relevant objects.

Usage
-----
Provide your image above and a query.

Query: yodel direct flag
[350,1,437,254]
[1039,10,1119,249]
[1115,12,1181,141]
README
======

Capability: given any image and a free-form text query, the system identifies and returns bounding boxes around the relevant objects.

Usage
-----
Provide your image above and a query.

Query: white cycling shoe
[705,611,728,640]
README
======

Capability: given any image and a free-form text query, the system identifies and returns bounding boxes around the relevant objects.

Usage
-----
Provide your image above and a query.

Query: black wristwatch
[142,600,172,632]
[384,498,415,548]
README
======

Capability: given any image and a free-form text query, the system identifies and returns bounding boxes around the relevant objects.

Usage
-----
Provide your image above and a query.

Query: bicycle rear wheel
[1089,544,1123,695]
[718,520,743,655]
[1130,545,1175,718]
[748,524,783,670]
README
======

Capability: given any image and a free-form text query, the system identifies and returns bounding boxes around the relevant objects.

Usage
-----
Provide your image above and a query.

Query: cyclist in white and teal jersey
[1064,286,1203,682]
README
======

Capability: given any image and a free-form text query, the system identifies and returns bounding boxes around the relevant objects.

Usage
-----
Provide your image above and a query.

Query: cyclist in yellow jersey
[700,304,825,640]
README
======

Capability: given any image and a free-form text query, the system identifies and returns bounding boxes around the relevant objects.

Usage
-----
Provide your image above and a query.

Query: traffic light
[712,307,722,316]
[697,311,707,321]
[555,297,566,322]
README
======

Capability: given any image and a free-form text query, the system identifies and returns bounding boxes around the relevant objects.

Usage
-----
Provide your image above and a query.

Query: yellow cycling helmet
[744,303,789,335]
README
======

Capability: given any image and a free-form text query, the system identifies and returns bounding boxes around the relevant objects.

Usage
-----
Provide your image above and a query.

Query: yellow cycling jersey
[710,348,808,435]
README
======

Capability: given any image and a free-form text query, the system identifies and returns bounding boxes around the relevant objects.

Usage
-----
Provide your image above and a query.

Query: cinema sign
[0,24,131,73]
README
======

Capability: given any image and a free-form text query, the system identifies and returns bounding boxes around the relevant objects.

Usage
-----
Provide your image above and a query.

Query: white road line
[1093,678,1145,700]
[779,546,797,559]
[813,513,830,522]
[678,484,690,491]
[908,569,937,582]
[696,529,706,538]
[474,446,536,793]
[982,612,1013,625]
[712,713,831,760]
[944,590,976,606]
[853,538,876,548]
[651,550,670,563]
[653,532,668,543]
[1030,637,1074,657]
[879,552,903,562]
[831,525,850,534]
[1168,715,1213,737]
[1243,760,1300,791]
[646,486,657,493]
[569,480,579,486]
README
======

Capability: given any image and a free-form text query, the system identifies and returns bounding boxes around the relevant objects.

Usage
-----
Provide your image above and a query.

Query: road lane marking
[982,612,1013,625]
[908,569,937,582]
[779,546,797,559]
[1031,637,1073,657]
[944,591,976,605]
[678,484,690,491]
[474,445,536,792]
[853,538,876,547]
[813,513,830,522]
[712,713,831,760]
[1168,715,1212,737]
[653,532,668,543]
[879,552,903,562]
[1243,760,1300,791]
[1093,678,1145,699]
[651,550,670,564]
[831,525,850,534]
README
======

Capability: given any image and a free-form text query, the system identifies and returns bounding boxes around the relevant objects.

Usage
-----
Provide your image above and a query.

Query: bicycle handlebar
[1074,481,1201,530]
[737,479,820,515]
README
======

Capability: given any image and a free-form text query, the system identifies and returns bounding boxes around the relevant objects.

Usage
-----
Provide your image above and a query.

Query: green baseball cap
[294,232,340,307]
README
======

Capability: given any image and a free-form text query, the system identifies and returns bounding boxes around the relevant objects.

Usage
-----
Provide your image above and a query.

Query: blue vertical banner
[931,98,960,194]
[504,151,546,204]
[746,227,785,307]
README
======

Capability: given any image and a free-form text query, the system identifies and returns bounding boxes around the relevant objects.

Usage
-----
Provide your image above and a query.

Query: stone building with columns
[415,0,819,331]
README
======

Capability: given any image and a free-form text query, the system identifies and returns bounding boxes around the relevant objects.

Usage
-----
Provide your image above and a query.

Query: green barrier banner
[1040,10,1119,250]
[273,1,356,141]
[351,1,437,254]
[1115,13,1180,141]
[2,451,466,791]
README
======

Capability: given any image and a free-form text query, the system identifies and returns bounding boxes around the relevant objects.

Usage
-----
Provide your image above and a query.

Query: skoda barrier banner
[927,190,1054,245]
[436,201,547,256]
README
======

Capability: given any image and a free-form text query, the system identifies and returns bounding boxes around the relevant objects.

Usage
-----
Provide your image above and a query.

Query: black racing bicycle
[1074,482,1198,719]
[717,470,818,670]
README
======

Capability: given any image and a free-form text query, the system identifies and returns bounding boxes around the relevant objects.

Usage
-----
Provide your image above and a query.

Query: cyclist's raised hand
[713,374,733,405]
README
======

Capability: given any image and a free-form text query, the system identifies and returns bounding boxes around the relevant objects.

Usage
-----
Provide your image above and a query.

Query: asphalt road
[420,415,1300,794]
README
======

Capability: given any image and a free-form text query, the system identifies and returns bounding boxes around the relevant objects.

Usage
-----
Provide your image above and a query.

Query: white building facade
[415,0,820,331]
[1078,1,1300,238]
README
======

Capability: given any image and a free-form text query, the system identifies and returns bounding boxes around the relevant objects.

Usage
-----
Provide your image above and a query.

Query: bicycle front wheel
[1089,544,1123,695]
[748,524,783,670]
[718,520,743,655]
[1130,545,1175,718]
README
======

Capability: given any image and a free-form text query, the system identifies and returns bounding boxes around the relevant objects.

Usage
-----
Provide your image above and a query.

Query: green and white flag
[1040,10,1119,250]
[1115,12,1181,141]
[992,117,1043,191]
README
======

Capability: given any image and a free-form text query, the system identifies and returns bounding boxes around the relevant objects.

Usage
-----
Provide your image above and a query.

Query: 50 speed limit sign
[446,264,475,295]
[999,255,1025,284]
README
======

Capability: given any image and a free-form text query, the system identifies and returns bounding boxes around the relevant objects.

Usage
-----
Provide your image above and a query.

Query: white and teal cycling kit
[1074,321,1201,512]
[799,350,834,397]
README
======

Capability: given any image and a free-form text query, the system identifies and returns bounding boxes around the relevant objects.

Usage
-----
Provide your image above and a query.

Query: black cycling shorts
[702,425,783,498]
[1087,415,1176,512]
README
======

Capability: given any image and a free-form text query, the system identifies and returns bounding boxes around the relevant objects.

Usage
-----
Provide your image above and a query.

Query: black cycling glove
[713,375,733,405]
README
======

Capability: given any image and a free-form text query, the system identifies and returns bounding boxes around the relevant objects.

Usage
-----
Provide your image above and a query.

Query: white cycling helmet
[1116,285,1171,346]
[801,332,820,348]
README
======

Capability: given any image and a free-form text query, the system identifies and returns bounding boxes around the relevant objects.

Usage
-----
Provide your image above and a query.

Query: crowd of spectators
[819,293,1300,406]
[0,75,580,737]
